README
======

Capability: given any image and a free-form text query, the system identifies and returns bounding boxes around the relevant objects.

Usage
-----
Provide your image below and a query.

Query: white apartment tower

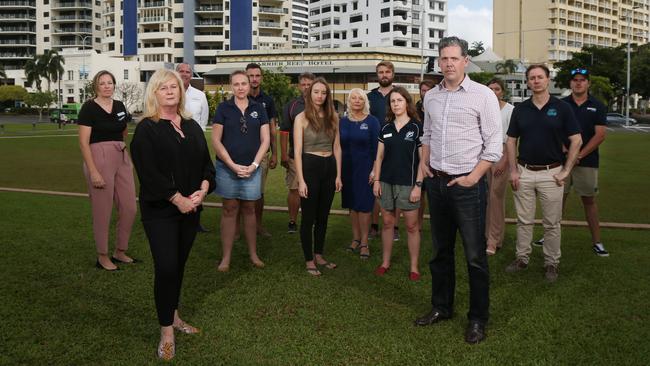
[308,0,447,55]
[291,0,309,47]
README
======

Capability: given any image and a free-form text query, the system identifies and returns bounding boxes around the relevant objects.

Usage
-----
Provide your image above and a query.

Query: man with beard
[280,72,315,233]
[244,63,278,238]
[177,62,210,232]
[367,61,399,241]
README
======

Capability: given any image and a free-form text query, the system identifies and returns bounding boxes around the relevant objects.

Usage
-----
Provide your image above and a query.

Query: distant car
[606,113,637,125]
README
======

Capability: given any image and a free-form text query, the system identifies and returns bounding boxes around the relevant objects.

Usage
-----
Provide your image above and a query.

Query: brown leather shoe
[465,321,486,344]
[505,258,528,273]
[544,265,559,283]
[414,308,451,326]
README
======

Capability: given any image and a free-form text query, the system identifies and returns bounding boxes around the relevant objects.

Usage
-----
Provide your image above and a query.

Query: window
[381,8,390,17]
[67,70,73,80]
[44,37,49,42]
[43,11,49,17]
[412,27,419,35]
[44,24,49,29]
[124,70,129,80]
[381,23,390,32]
[352,29,358,37]
[352,1,357,10]
[413,12,419,20]
[349,15,362,23]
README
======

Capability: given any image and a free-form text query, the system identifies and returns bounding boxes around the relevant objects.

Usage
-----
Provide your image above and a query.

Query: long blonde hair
[303,77,338,138]
[345,88,370,116]
[142,68,192,121]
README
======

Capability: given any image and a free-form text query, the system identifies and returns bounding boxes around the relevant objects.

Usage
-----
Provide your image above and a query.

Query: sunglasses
[571,68,588,76]
[240,116,248,134]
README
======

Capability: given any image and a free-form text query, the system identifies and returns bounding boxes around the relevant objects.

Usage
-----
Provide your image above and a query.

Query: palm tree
[496,59,518,75]
[24,56,46,91]
[45,50,65,107]
[38,52,53,92]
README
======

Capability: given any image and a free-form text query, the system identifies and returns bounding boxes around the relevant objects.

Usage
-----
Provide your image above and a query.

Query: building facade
[307,0,447,58]
[494,0,650,64]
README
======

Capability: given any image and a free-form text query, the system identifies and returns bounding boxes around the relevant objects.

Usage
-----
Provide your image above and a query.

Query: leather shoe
[414,308,450,326]
[464,321,486,344]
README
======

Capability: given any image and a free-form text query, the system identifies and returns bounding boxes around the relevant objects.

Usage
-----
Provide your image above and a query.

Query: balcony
[103,21,114,28]
[52,40,92,48]
[258,21,281,28]
[259,6,286,15]
[196,4,223,12]
[51,14,92,21]
[0,25,35,33]
[196,19,223,26]
[142,1,170,8]
[0,0,35,7]
[140,15,171,24]
[102,6,115,14]
[53,27,92,34]
[0,39,35,46]
[0,13,36,20]
[51,1,93,10]
[0,51,34,59]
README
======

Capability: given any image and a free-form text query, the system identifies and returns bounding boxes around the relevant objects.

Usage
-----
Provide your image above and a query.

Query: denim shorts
[214,159,262,201]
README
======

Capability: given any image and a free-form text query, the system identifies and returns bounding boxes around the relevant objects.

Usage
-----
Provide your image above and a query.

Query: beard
[378,77,393,87]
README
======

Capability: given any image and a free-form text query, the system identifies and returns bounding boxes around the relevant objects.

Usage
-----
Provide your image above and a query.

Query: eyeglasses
[239,116,248,134]
[570,68,588,76]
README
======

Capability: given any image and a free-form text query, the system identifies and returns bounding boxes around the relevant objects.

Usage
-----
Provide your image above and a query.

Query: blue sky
[448,0,494,48]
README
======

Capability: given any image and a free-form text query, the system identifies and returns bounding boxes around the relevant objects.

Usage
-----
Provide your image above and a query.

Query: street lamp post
[623,6,641,127]
[420,5,427,80]
[332,67,340,112]
[75,34,91,102]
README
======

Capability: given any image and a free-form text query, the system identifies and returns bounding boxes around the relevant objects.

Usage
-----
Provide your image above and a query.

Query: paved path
[2,186,648,230]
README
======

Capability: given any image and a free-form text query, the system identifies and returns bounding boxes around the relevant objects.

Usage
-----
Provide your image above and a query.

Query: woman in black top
[78,70,137,271]
[372,87,424,281]
[130,69,216,361]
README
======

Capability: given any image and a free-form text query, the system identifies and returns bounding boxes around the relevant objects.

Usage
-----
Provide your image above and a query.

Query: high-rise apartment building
[100,0,292,75]
[291,0,309,47]
[494,0,650,64]
[308,0,447,56]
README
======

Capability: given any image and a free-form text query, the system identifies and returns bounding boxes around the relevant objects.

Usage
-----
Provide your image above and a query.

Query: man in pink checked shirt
[414,36,502,345]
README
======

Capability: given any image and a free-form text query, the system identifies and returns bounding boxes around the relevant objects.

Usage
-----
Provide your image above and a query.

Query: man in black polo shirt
[534,68,609,257]
[246,63,277,237]
[505,64,582,282]
[280,72,314,233]
[368,60,398,240]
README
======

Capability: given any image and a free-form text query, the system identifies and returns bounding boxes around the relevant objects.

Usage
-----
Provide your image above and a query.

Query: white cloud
[448,5,493,49]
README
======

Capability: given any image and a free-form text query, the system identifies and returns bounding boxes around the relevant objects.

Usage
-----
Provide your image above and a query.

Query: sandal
[317,261,337,270]
[346,239,361,253]
[157,340,175,361]
[358,244,370,260]
[306,267,322,276]
[173,321,201,334]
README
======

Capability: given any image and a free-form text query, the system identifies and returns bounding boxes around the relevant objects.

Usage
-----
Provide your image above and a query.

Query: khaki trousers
[513,164,563,266]
[485,165,510,248]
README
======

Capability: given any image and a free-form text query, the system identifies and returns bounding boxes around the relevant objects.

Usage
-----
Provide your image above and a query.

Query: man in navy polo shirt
[368,60,398,240]
[505,64,582,283]
[246,63,278,238]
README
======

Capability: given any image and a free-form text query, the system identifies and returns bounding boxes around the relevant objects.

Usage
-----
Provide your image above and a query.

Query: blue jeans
[425,175,489,324]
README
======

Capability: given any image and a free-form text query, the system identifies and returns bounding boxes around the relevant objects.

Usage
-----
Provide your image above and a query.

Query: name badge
[383,133,392,138]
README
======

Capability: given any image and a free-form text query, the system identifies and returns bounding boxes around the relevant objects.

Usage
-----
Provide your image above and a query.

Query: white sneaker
[593,243,610,257]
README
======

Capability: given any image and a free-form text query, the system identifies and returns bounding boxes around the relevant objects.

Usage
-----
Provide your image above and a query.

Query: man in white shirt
[177,62,209,131]
[177,62,211,233]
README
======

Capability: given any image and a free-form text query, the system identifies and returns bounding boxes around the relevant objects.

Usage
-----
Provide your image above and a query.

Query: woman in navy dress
[339,88,380,259]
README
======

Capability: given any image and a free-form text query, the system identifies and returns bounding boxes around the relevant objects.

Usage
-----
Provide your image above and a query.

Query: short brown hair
[525,64,550,80]
[92,70,116,95]
[229,70,249,84]
[486,77,505,91]
[419,80,435,90]
[376,61,394,72]
[299,72,315,81]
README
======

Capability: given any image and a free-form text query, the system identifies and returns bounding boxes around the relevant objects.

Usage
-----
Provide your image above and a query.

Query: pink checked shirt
[422,75,503,175]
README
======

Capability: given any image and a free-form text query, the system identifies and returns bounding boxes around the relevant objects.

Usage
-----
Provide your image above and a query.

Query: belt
[518,160,561,171]
[430,168,469,179]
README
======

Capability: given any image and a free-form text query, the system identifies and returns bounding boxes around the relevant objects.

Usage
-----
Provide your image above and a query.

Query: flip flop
[358,244,370,260]
[317,261,337,270]
[306,267,322,276]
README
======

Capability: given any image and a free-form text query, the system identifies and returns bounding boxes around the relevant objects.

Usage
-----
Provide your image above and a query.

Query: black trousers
[426,175,490,324]
[142,212,199,326]
[300,154,336,261]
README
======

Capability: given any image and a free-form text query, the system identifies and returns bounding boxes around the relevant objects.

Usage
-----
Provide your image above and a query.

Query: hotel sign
[255,60,334,68]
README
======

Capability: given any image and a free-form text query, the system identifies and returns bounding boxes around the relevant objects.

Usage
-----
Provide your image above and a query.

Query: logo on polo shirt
[250,111,259,119]
[547,108,558,117]
[587,107,597,112]
[360,123,368,130]
[404,131,415,141]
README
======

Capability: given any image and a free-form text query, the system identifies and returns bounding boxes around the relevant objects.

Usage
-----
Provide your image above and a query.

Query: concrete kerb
[2,186,649,230]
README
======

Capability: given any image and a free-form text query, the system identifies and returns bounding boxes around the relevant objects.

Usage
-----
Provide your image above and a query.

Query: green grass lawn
[1,125,649,364]
[0,192,648,365]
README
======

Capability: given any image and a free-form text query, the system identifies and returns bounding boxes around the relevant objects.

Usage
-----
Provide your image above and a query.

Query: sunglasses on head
[571,68,588,76]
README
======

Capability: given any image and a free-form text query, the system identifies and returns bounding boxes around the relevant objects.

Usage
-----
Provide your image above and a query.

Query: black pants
[142,212,199,326]
[425,175,490,324]
[300,154,336,261]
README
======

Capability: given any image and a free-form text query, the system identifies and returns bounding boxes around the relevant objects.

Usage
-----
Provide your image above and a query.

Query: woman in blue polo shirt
[212,70,270,272]
[372,87,424,281]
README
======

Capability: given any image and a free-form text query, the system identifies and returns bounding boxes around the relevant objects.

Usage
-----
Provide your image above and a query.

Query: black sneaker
[593,243,609,257]
[287,221,297,234]
[393,227,400,242]
[533,237,544,247]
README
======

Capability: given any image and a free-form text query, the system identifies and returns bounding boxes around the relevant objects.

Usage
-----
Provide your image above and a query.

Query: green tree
[24,91,55,121]
[588,75,615,107]
[630,43,650,98]
[206,90,225,121]
[554,45,625,90]
[468,41,485,57]
[468,72,495,86]
[44,50,65,106]
[24,56,46,91]
[261,68,299,122]
[0,85,28,102]
[495,59,518,74]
